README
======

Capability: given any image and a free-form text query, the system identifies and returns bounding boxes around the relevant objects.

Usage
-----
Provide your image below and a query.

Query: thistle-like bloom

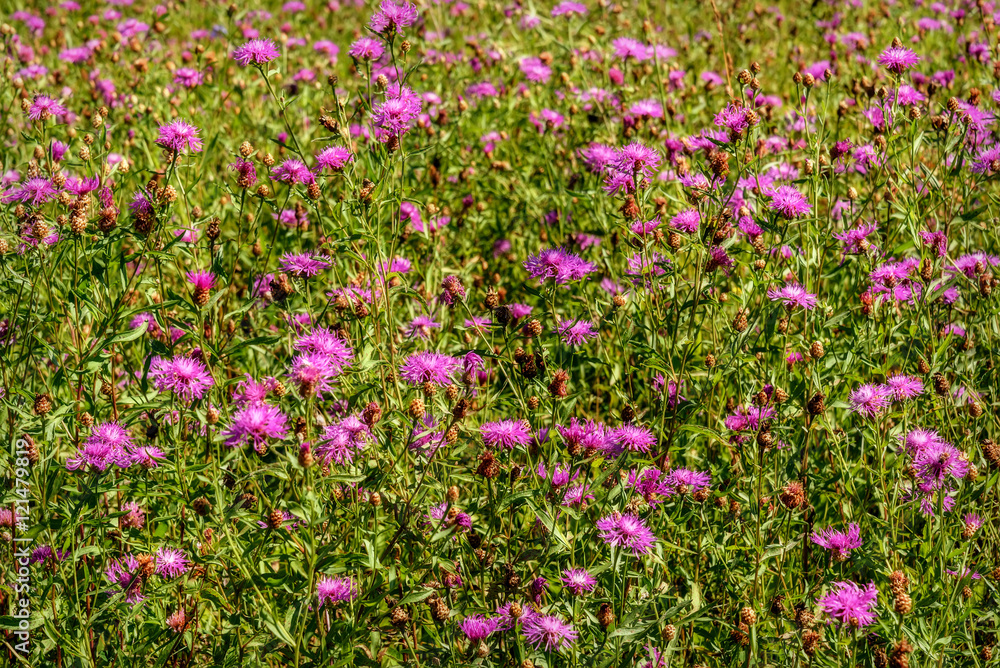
[156,120,203,153]
[877,45,920,74]
[271,159,315,185]
[614,141,661,178]
[561,568,597,595]
[288,353,338,398]
[524,247,596,284]
[187,270,215,295]
[67,422,135,471]
[4,177,57,206]
[459,614,499,640]
[551,1,588,16]
[670,209,700,233]
[155,547,189,578]
[480,420,532,449]
[149,355,214,402]
[369,0,418,34]
[229,158,257,188]
[232,38,281,67]
[608,424,656,454]
[372,83,423,143]
[665,468,711,494]
[105,555,146,603]
[173,67,203,87]
[596,512,657,556]
[27,95,68,121]
[912,439,968,489]
[613,37,650,61]
[767,283,818,310]
[521,614,578,652]
[849,383,891,419]
[555,319,598,346]
[279,252,329,277]
[811,523,862,561]
[399,351,462,385]
[519,56,552,83]
[317,575,359,607]
[315,145,354,172]
[224,403,289,451]
[316,415,371,465]
[349,37,384,61]
[766,185,811,218]
[817,581,878,628]
[884,375,923,401]
[294,328,354,374]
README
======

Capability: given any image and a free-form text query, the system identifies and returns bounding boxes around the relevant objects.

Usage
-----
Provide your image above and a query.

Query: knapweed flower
[372,84,422,143]
[294,328,354,374]
[349,37,384,61]
[849,383,892,419]
[811,523,862,561]
[156,120,203,154]
[519,57,552,83]
[369,0,418,34]
[316,576,359,607]
[287,353,338,398]
[561,568,597,595]
[316,415,371,465]
[399,351,462,385]
[608,424,656,454]
[271,159,315,185]
[155,548,189,578]
[524,248,596,284]
[104,556,146,603]
[551,1,588,16]
[66,422,135,472]
[877,45,920,74]
[27,95,68,121]
[187,271,216,306]
[315,146,353,172]
[596,512,657,556]
[670,209,700,233]
[817,581,878,628]
[224,403,289,452]
[884,375,923,401]
[912,439,968,488]
[665,468,711,494]
[232,38,281,67]
[229,158,258,188]
[521,614,578,652]
[459,614,499,641]
[149,355,214,402]
[4,177,57,206]
[765,185,811,218]
[555,319,598,346]
[480,420,532,449]
[279,252,329,277]
[173,67,203,87]
[614,141,662,179]
[767,283,818,310]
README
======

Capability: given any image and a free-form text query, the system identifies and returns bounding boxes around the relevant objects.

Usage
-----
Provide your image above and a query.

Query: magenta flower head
[280,252,329,277]
[349,36,384,61]
[149,355,214,402]
[369,0,418,34]
[524,247,596,284]
[315,145,354,172]
[817,581,878,628]
[155,547,189,578]
[884,374,923,401]
[551,1,588,17]
[224,403,289,453]
[767,283,818,310]
[66,421,135,471]
[810,523,862,561]
[187,271,216,306]
[372,83,422,143]
[877,45,920,74]
[232,38,281,67]
[317,575,359,607]
[561,568,597,595]
[607,424,656,455]
[555,319,598,346]
[596,512,657,556]
[849,383,891,419]
[399,351,462,385]
[766,185,811,218]
[480,419,532,449]
[27,95,68,121]
[156,120,203,154]
[272,159,315,185]
[229,158,257,188]
[521,614,578,652]
[459,614,499,641]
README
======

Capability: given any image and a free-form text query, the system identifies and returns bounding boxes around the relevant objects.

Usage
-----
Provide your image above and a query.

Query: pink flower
[596,512,657,556]
[767,283,818,310]
[317,576,359,606]
[156,120,203,153]
[817,581,878,628]
[232,38,280,66]
[810,523,862,561]
[369,0,418,34]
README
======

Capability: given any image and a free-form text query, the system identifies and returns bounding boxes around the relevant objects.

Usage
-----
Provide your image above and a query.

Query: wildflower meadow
[2,0,1000,665]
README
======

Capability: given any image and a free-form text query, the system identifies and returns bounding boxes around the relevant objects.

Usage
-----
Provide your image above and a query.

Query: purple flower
[3,178,57,206]
[156,120,203,153]
[155,548,189,578]
[349,37,384,61]
[315,146,353,172]
[149,355,214,402]
[555,319,598,346]
[912,439,968,489]
[272,159,315,185]
[665,468,711,494]
[233,38,281,67]
[613,37,650,61]
[317,575,359,606]
[294,328,354,373]
[521,614,578,652]
[369,0,418,34]
[288,353,338,398]
[607,424,656,454]
[519,56,552,83]
[811,523,862,561]
[67,422,135,472]
[524,247,596,284]
[27,95,68,121]
[224,404,290,452]
[877,45,920,74]
[399,352,462,385]
[280,252,329,277]
[173,68,203,87]
[670,209,700,233]
[105,556,146,603]
[849,383,892,419]
[596,512,657,556]
[884,375,923,401]
[316,415,371,465]
[229,158,258,188]
[480,420,532,449]
[614,141,661,178]
[551,1,588,16]
[766,185,811,218]
[460,614,499,640]
[767,283,818,310]
[561,568,597,595]
[372,83,423,143]
[817,581,878,628]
